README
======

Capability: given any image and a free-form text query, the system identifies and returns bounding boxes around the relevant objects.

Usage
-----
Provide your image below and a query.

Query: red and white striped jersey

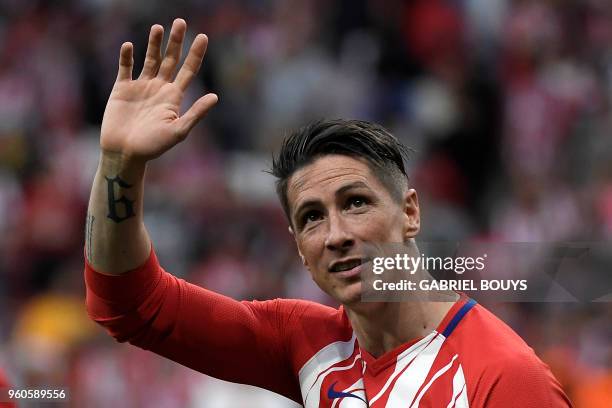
[299,304,473,407]
[85,247,572,407]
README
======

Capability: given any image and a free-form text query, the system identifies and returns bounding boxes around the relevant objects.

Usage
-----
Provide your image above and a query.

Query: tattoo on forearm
[105,175,136,223]
[85,213,95,263]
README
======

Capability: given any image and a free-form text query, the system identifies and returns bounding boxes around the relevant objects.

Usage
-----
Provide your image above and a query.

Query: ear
[403,188,420,239]
[288,225,308,268]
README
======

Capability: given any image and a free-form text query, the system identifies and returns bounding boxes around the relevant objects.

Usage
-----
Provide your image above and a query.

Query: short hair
[271,119,411,222]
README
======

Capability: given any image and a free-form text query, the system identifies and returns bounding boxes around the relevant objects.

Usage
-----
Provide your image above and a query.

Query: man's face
[287,154,420,305]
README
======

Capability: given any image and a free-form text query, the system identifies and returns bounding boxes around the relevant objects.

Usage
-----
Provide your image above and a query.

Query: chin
[334,280,363,306]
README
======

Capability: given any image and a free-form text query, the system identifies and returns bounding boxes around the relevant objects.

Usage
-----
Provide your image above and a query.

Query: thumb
[176,93,218,137]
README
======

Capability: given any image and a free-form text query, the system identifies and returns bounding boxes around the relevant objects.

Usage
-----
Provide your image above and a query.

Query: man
[84,19,572,407]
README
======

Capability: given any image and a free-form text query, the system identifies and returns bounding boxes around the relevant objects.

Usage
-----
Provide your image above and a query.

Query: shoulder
[447,303,571,407]
[474,351,572,407]
[243,297,351,345]
[243,298,343,323]
[249,299,353,375]
[446,302,537,356]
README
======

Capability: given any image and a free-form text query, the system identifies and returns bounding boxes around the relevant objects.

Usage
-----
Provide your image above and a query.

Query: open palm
[100,19,218,162]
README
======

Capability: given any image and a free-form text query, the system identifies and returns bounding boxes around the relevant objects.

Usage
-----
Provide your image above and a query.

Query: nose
[324,212,354,252]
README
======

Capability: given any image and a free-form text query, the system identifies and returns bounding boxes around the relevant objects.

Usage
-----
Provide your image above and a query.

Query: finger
[117,42,133,81]
[139,24,164,79]
[158,18,187,81]
[174,34,208,91]
[175,93,218,137]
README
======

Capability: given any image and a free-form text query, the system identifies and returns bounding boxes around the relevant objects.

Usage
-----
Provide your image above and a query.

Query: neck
[344,292,459,358]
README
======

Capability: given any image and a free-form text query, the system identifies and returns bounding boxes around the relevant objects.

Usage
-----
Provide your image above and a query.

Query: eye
[302,210,323,226]
[346,196,368,210]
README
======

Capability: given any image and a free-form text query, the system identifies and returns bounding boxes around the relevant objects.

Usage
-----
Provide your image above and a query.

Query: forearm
[84,18,215,273]
[85,151,151,275]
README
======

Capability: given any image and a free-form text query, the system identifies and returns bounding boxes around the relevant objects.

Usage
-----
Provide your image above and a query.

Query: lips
[329,258,370,279]
[330,258,363,272]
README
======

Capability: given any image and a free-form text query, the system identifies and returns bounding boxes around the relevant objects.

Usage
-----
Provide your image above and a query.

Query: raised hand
[100,18,218,162]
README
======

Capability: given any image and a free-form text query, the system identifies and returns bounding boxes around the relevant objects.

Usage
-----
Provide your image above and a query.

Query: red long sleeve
[84,246,302,403]
[84,248,574,406]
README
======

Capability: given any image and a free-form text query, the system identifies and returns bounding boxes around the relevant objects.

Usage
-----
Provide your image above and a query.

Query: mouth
[329,257,371,279]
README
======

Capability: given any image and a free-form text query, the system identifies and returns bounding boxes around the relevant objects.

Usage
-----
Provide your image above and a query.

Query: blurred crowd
[0,0,611,406]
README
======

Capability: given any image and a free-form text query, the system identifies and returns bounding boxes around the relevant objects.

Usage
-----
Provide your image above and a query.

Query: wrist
[98,150,147,178]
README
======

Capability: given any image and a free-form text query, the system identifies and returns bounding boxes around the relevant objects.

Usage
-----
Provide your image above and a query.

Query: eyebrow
[292,181,372,222]
[336,181,370,196]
